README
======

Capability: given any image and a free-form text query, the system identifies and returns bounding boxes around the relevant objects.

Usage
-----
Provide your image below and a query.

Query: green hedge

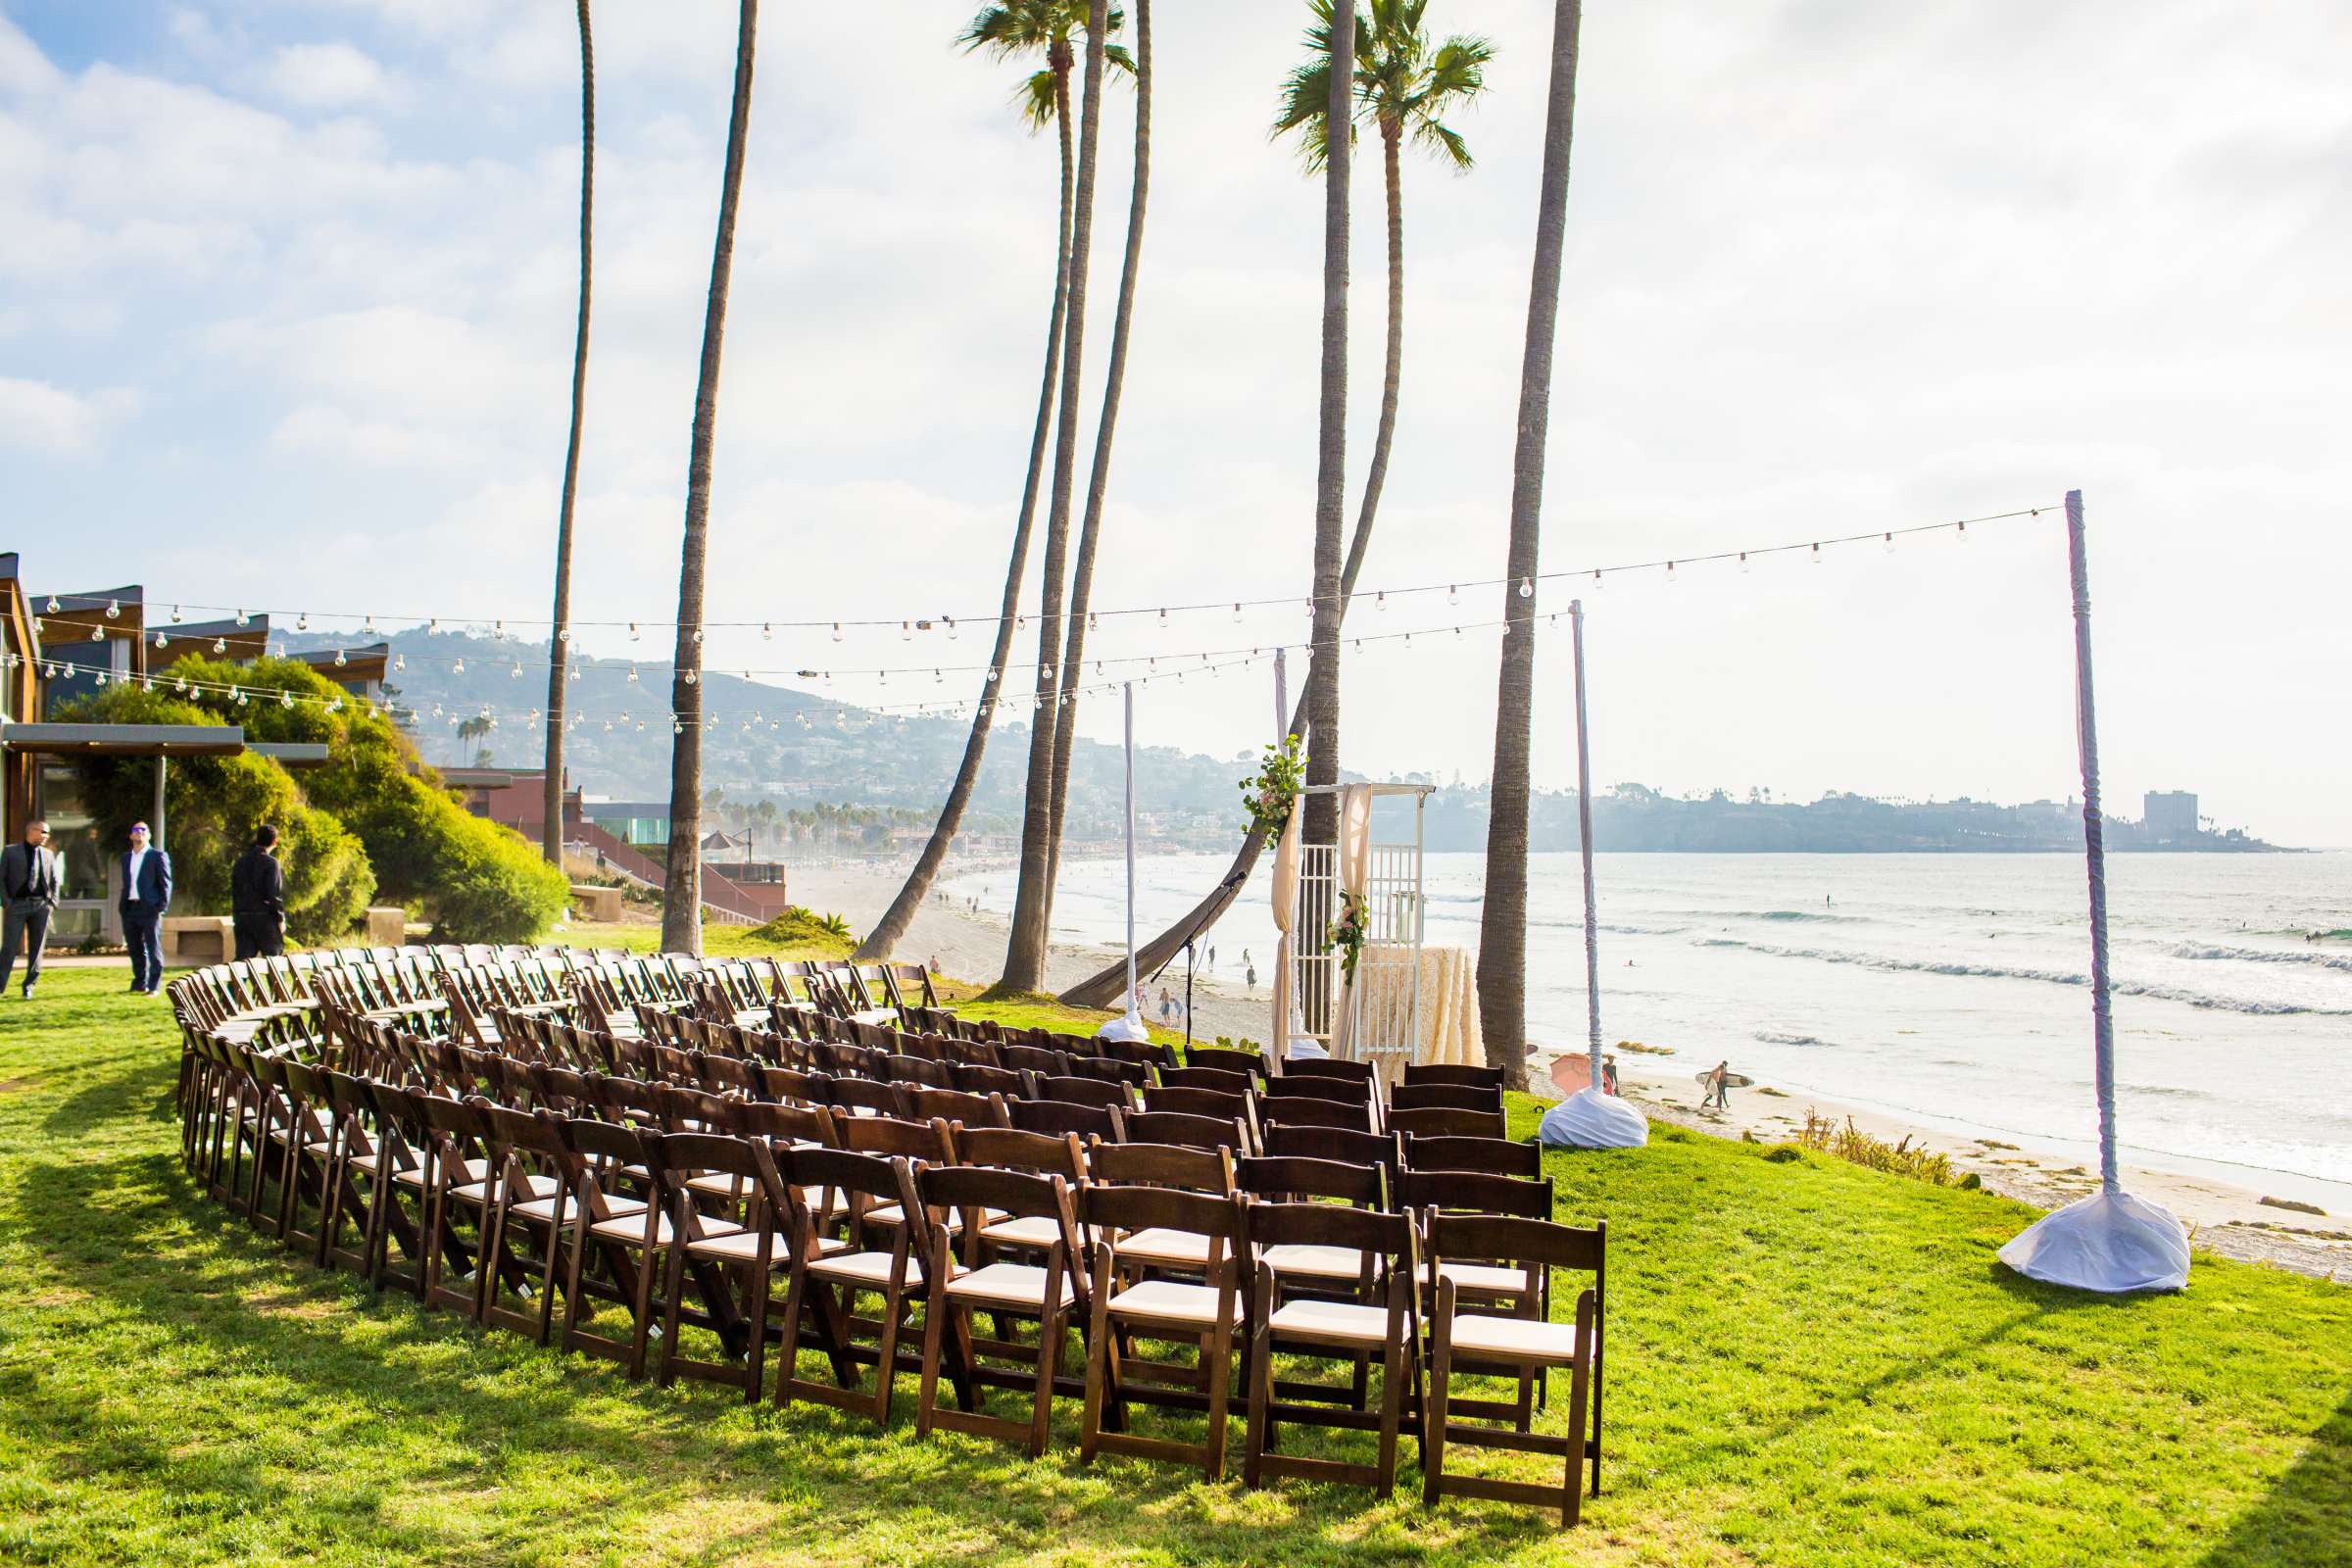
[61,688,375,943]
[67,658,566,944]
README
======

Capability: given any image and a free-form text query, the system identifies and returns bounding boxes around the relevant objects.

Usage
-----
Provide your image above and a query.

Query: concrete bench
[161,916,235,965]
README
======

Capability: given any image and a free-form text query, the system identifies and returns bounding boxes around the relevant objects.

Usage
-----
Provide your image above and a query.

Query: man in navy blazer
[119,821,172,996]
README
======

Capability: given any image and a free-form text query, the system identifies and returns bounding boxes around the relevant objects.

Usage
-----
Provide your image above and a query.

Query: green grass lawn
[1,968,2345,1566]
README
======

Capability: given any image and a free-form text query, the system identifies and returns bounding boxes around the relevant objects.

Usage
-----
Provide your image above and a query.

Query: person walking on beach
[1157,986,1175,1025]
[1703,1059,1732,1111]
[1,819,61,1000]
[1245,960,1256,993]
[230,825,287,959]
[119,821,172,996]
[1602,1054,1619,1096]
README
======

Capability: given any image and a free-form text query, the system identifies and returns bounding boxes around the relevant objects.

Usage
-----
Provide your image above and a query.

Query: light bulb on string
[629,621,640,641]
[1811,542,1822,565]
[1957,520,1970,542]
[428,618,439,634]
[393,653,406,672]
[1667,561,1678,584]
[831,621,844,642]
[1518,577,1534,599]
[569,663,581,680]
[106,599,122,619]
[1232,603,1243,622]
[1446,584,1458,605]
[1883,531,1894,554]
[171,606,182,623]
[334,649,347,667]
[453,658,466,673]
[43,596,59,613]
[1740,552,1750,573]
[900,620,911,642]
[691,628,703,645]
[153,632,168,649]
[627,664,639,683]
[684,669,698,686]
[235,610,249,627]
[985,667,998,683]
[213,637,227,654]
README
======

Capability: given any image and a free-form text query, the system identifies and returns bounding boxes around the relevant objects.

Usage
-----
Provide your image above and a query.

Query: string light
[296,611,309,630]
[832,622,843,642]
[105,599,121,619]
[1518,577,1534,598]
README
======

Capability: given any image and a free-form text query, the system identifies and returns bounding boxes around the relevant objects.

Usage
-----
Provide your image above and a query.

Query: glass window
[34,761,110,901]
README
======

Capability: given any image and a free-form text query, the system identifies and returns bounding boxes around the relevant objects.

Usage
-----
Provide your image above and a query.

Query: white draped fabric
[1329,783,1375,1060]
[1997,1190,2190,1294]
[1540,1086,1648,1149]
[1268,802,1301,1060]
[1345,944,1480,1076]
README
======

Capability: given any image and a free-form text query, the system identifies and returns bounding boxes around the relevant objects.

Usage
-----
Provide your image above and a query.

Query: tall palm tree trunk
[1044,0,1152,902]
[1476,0,1582,1087]
[542,0,594,869]
[1296,0,1352,1036]
[856,81,1079,962]
[1358,116,1403,571]
[1303,2,1353,855]
[660,0,760,956]
[1001,2,1110,994]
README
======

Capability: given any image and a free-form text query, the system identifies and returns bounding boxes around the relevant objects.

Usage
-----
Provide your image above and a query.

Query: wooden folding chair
[1401,1062,1505,1091]
[1422,1214,1606,1527]
[1078,1184,1250,1480]
[557,1116,678,1378]
[1392,1082,1505,1115]
[1263,1122,1396,1174]
[1009,1098,1125,1145]
[1284,1055,1376,1085]
[915,1165,1088,1455]
[774,1147,933,1426]
[1123,1110,1247,1153]
[1388,1105,1508,1140]
[1242,1201,1423,1497]
[1398,1132,1541,1180]
[1037,1074,1134,1112]
[651,1130,833,1398]
[471,1101,579,1345]
[1260,1094,1376,1134]
[1184,1045,1268,1086]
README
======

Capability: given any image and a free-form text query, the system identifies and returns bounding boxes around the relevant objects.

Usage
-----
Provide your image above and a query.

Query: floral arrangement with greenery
[1330,890,1368,981]
[1239,733,1305,839]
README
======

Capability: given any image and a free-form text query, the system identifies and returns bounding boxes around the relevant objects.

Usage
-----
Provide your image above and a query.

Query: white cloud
[0,376,134,454]
[266,41,393,110]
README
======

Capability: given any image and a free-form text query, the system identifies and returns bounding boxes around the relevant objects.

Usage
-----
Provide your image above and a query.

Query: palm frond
[1411,118,1472,172]
[1016,66,1058,131]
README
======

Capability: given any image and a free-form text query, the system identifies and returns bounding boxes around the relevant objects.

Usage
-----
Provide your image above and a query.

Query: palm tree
[1044,0,1153,900]
[1276,0,1489,622]
[1002,0,1117,993]
[541,0,594,869]
[857,0,1129,963]
[457,713,494,768]
[1301,0,1353,860]
[660,0,760,957]
[1477,0,1583,1088]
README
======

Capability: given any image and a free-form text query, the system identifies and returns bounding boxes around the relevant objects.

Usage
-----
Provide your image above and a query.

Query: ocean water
[942,849,2352,1198]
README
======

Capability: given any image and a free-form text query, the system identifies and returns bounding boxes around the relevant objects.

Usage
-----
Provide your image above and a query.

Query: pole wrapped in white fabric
[1540,599,1644,1150]
[1328,783,1374,1059]
[1997,491,2185,1292]
[1098,683,1150,1045]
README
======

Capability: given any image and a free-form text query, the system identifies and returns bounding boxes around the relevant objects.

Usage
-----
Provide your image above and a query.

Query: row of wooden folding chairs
[174,1033,1604,1525]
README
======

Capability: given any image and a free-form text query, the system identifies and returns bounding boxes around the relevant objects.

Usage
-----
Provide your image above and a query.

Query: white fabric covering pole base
[1996,1189,2189,1294]
[1539,1085,1647,1149]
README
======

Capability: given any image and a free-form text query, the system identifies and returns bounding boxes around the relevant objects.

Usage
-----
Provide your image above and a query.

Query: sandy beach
[790,857,2351,1281]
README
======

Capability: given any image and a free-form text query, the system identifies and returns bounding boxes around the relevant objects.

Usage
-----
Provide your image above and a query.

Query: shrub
[156,656,567,942]
[61,685,377,943]
[1787,1108,1958,1186]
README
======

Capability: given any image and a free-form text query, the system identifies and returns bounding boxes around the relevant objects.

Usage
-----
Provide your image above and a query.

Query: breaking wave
[2169,942,2352,974]
[1705,939,2349,1016]
[1754,1031,1834,1048]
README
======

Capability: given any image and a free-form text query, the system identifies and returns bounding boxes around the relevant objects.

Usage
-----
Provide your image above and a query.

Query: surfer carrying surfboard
[1703,1060,1733,1111]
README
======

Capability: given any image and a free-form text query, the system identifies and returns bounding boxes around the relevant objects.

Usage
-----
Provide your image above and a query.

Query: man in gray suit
[2,819,63,1000]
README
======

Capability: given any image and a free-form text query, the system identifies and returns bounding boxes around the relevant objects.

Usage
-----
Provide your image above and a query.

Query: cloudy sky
[4,1,2345,844]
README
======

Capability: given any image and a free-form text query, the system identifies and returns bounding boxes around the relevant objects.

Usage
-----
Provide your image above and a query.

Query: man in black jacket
[2,818,62,999]
[229,824,286,959]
